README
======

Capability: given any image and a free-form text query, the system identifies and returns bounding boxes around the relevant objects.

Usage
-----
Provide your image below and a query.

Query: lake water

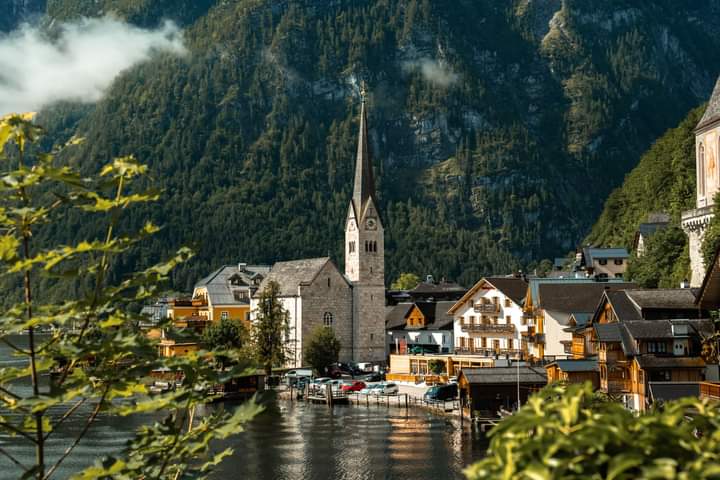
[0,336,487,479]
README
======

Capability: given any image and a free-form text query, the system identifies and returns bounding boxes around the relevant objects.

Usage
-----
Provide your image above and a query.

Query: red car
[341,381,366,392]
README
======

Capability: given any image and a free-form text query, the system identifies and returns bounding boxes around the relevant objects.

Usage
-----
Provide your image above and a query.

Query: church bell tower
[345,85,386,362]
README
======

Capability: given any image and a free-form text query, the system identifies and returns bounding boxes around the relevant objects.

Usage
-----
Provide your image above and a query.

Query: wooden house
[458,366,547,418]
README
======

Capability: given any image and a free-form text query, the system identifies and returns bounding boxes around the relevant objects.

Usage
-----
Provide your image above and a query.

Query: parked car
[360,384,383,395]
[360,372,383,382]
[424,383,458,402]
[341,381,366,392]
[285,369,313,386]
[327,379,345,392]
[373,382,399,396]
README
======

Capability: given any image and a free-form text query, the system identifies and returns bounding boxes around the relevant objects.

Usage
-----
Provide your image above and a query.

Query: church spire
[353,82,376,215]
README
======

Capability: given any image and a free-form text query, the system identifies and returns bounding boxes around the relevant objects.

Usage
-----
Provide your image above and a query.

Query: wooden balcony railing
[700,382,720,400]
[607,379,631,393]
[474,303,500,314]
[460,324,515,334]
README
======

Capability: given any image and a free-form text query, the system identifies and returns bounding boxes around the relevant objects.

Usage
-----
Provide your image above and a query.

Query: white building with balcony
[448,276,530,358]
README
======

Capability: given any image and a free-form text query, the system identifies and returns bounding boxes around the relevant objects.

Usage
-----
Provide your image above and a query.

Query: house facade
[386,301,455,354]
[448,277,529,359]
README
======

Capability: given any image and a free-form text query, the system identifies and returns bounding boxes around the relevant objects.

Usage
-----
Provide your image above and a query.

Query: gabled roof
[410,281,466,295]
[539,282,635,325]
[448,276,527,314]
[697,76,720,131]
[254,257,338,297]
[602,290,642,321]
[194,264,270,305]
[648,382,701,402]
[636,356,706,369]
[385,301,455,331]
[593,323,638,355]
[548,359,599,372]
[625,289,698,310]
[526,278,631,309]
[460,366,547,385]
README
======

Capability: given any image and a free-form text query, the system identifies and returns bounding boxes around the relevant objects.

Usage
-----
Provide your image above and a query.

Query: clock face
[348,219,356,231]
[366,218,377,230]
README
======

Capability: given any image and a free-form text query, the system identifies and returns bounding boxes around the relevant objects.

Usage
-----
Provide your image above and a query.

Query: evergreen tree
[251,281,290,378]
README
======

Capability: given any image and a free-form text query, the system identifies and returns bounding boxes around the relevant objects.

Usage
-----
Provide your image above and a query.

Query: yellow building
[158,331,200,357]
[191,263,270,328]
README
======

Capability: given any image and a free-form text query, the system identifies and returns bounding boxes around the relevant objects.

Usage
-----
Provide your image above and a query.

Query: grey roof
[638,222,668,237]
[593,323,638,355]
[539,282,635,324]
[461,366,547,385]
[623,319,714,339]
[411,281,466,295]
[604,290,642,321]
[697,76,720,131]
[648,382,701,402]
[255,257,334,297]
[550,359,599,373]
[636,356,706,369]
[385,301,455,331]
[194,264,270,305]
[584,247,630,262]
[625,289,698,310]
[485,277,528,306]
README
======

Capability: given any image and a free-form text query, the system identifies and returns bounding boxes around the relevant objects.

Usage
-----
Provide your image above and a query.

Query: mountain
[8,0,720,293]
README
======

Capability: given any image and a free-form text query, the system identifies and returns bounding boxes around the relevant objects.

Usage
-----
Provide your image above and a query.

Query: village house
[571,288,712,411]
[448,276,529,359]
[385,301,455,354]
[577,247,630,279]
[633,213,670,257]
[523,278,634,359]
[386,276,466,305]
[545,359,599,389]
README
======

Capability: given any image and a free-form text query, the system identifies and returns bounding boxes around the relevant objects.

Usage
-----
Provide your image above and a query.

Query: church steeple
[352,84,376,217]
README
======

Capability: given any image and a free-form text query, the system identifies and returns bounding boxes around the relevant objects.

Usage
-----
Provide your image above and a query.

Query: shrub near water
[465,383,720,480]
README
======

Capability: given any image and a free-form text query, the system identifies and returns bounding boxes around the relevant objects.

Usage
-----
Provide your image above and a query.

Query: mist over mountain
[4,0,720,294]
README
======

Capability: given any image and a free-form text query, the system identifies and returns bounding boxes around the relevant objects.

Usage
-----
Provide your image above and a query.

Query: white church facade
[251,94,386,366]
[682,78,720,286]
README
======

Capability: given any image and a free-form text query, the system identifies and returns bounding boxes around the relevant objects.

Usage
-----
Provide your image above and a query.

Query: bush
[466,382,720,480]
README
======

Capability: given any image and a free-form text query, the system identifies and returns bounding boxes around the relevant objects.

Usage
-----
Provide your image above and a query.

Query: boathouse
[458,366,547,417]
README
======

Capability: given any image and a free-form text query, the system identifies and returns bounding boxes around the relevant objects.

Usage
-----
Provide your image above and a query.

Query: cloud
[402,58,459,87]
[0,17,186,115]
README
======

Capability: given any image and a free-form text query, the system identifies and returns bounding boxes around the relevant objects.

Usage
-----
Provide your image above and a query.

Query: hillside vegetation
[4,0,720,297]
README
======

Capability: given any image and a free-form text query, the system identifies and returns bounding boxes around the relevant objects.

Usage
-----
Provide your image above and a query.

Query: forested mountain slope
[6,0,720,293]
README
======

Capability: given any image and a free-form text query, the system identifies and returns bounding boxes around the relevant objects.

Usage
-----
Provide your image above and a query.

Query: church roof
[697,76,720,131]
[352,96,377,217]
[254,257,335,297]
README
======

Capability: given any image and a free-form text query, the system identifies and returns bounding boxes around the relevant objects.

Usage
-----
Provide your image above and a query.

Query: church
[251,94,386,367]
[682,77,720,286]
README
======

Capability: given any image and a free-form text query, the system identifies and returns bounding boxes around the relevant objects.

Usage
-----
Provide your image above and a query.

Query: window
[469,315,476,325]
[349,241,355,253]
[599,259,608,265]
[504,298,511,308]
[370,333,374,341]
[323,312,333,327]
[221,311,229,320]
[481,337,487,348]
[614,259,624,265]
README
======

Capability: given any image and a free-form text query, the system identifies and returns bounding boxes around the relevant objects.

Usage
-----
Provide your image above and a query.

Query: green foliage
[701,193,720,270]
[202,318,247,369]
[251,281,290,377]
[466,382,720,480]
[0,113,260,479]
[390,272,421,291]
[427,359,445,375]
[16,0,719,299]
[626,225,689,288]
[588,105,702,248]
[303,326,341,375]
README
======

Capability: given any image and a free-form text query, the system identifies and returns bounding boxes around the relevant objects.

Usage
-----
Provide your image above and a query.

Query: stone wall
[352,284,387,363]
[299,261,353,364]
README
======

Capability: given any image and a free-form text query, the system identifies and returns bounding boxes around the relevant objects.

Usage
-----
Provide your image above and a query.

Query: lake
[0,336,487,479]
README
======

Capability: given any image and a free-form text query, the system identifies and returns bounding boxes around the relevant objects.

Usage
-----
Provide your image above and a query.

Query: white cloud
[402,58,459,87]
[0,17,186,115]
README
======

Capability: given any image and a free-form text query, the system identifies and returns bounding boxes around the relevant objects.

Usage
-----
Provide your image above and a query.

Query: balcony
[454,348,523,358]
[700,382,720,400]
[460,323,515,335]
[606,378,632,393]
[473,303,499,314]
[527,333,545,344]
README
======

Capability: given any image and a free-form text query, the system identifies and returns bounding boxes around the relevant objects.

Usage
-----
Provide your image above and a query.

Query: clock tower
[345,87,386,362]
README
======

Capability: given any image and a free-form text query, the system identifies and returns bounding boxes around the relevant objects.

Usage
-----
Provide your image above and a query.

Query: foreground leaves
[466,383,720,480]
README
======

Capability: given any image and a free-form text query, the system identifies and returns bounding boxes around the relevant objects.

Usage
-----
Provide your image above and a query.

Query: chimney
[238,263,247,272]
[680,279,690,289]
[426,274,435,284]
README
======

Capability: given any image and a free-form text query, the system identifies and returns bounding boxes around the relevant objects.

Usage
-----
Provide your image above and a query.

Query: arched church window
[323,312,333,327]
[700,143,706,196]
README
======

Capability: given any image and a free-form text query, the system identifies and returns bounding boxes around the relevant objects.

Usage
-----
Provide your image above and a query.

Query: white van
[284,369,313,386]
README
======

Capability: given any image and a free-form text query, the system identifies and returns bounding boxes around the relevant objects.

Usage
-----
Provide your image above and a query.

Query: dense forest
[588,106,702,287]
[4,0,720,297]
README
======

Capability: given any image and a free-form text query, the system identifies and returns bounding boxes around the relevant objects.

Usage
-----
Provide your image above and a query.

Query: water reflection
[212,401,487,480]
